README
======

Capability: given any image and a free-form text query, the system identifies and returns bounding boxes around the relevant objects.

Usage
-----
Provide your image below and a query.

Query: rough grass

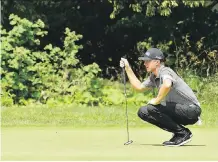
[1,103,218,127]
[1,73,218,127]
[1,103,141,127]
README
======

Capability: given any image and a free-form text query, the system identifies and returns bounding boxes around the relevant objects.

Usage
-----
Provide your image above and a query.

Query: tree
[108,0,218,75]
[2,0,218,78]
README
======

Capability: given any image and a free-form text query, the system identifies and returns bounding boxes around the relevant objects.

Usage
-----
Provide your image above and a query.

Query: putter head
[124,140,133,145]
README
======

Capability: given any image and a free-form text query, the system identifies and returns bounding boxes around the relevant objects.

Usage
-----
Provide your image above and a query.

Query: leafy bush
[198,73,218,104]
[101,80,125,106]
[136,35,218,77]
[1,91,14,107]
[0,14,104,106]
[71,63,104,106]
[1,14,217,110]
[1,14,49,104]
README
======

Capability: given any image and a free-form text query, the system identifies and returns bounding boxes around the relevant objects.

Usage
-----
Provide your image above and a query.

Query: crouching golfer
[120,48,201,146]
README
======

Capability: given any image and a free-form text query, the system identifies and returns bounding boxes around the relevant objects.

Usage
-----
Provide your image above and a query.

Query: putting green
[1,127,218,160]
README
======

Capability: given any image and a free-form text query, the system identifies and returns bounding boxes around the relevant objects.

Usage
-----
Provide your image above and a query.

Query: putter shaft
[122,66,133,145]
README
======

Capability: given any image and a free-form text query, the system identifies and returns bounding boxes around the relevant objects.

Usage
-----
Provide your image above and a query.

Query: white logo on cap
[146,52,150,56]
[155,56,162,59]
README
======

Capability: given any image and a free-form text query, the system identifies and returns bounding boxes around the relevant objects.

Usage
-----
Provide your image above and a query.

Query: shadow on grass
[139,144,206,147]
[181,144,206,147]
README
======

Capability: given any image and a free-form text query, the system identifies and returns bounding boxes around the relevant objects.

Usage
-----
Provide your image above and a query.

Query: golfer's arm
[125,67,150,92]
[155,79,172,103]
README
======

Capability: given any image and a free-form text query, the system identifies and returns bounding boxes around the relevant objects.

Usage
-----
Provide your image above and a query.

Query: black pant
[137,102,201,134]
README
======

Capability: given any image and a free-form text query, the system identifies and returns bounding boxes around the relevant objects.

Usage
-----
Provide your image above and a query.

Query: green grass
[1,87,218,160]
[1,72,218,127]
[1,104,140,127]
[1,127,218,160]
[1,103,218,127]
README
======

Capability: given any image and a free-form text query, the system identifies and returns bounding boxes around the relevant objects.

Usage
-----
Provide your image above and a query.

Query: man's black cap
[138,48,165,61]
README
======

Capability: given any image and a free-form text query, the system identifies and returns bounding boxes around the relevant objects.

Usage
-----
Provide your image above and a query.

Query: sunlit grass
[1,103,217,127]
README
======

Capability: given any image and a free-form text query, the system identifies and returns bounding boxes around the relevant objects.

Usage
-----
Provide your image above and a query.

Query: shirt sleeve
[141,75,155,88]
[160,69,176,84]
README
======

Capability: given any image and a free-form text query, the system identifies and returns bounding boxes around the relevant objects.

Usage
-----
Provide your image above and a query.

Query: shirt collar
[154,65,165,79]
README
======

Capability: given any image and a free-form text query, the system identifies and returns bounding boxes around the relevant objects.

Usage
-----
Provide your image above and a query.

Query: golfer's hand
[120,58,130,69]
[148,98,159,105]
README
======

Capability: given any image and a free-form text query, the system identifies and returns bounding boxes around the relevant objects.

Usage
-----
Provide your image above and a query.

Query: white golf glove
[120,58,130,68]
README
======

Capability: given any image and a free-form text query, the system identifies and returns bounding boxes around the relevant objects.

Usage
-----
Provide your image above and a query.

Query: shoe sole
[163,134,193,147]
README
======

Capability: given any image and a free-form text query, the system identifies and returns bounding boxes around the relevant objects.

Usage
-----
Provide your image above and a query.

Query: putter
[122,57,133,145]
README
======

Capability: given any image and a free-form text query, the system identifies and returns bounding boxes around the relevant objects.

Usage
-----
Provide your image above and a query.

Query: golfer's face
[144,60,157,72]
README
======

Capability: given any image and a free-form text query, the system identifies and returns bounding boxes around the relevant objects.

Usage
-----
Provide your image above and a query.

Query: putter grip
[122,67,126,85]
[121,54,127,85]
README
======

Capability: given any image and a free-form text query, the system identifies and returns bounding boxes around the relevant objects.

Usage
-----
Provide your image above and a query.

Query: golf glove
[120,58,129,68]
